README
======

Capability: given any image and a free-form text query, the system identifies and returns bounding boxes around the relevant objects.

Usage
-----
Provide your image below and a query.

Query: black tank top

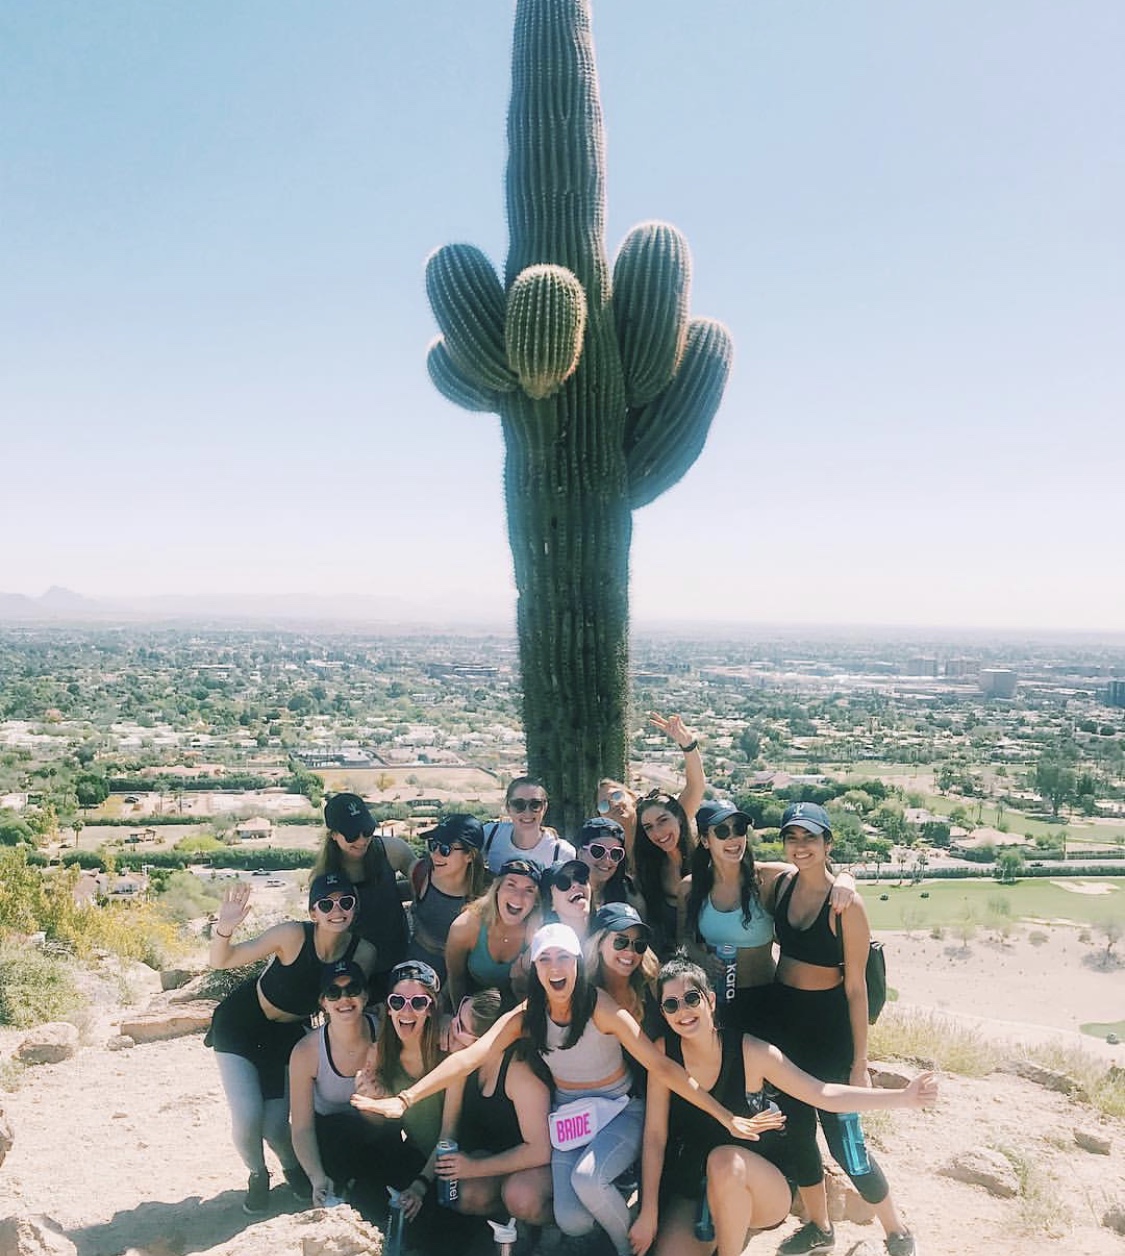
[353,837,410,973]
[773,875,843,969]
[257,922,360,1017]
[459,1046,523,1155]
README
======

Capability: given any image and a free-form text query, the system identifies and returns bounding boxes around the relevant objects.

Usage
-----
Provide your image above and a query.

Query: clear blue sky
[2,2,1122,629]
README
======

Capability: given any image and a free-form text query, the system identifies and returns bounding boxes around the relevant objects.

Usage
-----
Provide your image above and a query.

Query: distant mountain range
[0,586,512,628]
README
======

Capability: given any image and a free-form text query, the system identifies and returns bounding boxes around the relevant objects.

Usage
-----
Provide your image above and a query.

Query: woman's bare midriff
[776,954,844,991]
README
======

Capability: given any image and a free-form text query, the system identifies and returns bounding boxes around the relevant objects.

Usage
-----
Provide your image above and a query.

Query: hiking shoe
[283,1163,313,1202]
[243,1170,270,1215]
[885,1234,917,1256]
[778,1221,835,1255]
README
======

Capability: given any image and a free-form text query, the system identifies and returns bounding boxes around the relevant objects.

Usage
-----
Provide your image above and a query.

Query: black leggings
[771,984,889,1204]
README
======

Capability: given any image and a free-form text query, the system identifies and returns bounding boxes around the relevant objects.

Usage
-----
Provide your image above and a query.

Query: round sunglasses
[709,819,750,840]
[509,797,547,813]
[428,838,469,857]
[387,993,433,1013]
[323,981,364,1001]
[313,895,357,914]
[611,934,647,955]
[596,790,627,814]
[584,842,625,864]
[660,988,705,1016]
[551,865,590,892]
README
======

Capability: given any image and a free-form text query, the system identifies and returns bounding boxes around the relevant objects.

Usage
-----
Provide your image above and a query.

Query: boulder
[1074,1127,1112,1155]
[118,1000,216,1044]
[868,1063,913,1089]
[825,1169,877,1224]
[106,1035,136,1052]
[0,1214,77,1256]
[940,1147,1019,1198]
[197,1205,381,1255]
[1000,1059,1088,1101]
[16,1024,79,1066]
[1104,1204,1125,1236]
[167,975,210,1004]
[159,968,201,992]
[0,1109,12,1167]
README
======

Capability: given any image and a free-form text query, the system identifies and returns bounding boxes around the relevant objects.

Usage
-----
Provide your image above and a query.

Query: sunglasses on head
[552,865,590,892]
[428,838,468,857]
[611,934,647,954]
[313,895,357,914]
[710,819,750,840]
[509,797,546,813]
[585,842,625,864]
[323,981,364,1001]
[387,993,433,1013]
[660,988,705,1016]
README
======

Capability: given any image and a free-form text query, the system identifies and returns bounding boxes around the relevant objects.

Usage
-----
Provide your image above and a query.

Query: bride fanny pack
[548,1094,629,1151]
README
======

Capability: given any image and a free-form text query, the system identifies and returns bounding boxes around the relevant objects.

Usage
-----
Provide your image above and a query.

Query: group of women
[206,717,934,1256]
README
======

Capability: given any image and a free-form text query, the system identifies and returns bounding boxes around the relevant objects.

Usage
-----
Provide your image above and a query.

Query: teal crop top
[698,895,774,950]
[467,922,519,992]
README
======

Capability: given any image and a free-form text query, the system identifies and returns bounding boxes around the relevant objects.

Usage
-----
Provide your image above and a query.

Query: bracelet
[679,739,699,754]
[400,1090,414,1110]
[214,929,233,939]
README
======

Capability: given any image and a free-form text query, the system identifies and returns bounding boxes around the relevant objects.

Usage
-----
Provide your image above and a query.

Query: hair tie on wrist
[679,739,699,754]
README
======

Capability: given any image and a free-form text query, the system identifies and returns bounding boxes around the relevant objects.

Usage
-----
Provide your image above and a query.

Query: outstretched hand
[351,1093,405,1119]
[904,1070,939,1108]
[649,712,694,749]
[215,883,252,934]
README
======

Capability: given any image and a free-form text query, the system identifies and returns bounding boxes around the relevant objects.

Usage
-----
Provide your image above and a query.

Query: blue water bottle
[383,1186,406,1256]
[693,1174,714,1241]
[839,1112,871,1176]
[436,1138,459,1207]
[715,943,738,1005]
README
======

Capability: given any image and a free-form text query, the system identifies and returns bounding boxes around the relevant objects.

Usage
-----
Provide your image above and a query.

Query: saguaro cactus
[425,0,732,835]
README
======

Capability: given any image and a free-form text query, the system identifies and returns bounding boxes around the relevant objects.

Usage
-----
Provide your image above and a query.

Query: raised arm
[351,1005,526,1119]
[208,884,301,970]
[650,713,705,819]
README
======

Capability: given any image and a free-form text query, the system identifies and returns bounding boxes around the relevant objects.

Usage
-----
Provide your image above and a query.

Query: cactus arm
[505,264,588,400]
[612,222,691,407]
[426,244,516,393]
[625,317,734,510]
[427,337,503,413]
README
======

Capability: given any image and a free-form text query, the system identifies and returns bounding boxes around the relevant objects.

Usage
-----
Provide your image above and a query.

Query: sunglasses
[451,997,478,1042]
[313,895,357,914]
[428,838,469,857]
[660,988,705,1016]
[342,831,372,844]
[585,842,625,864]
[509,797,546,813]
[552,865,590,892]
[596,790,626,814]
[710,819,750,840]
[323,982,364,1001]
[611,934,647,955]
[387,993,433,1013]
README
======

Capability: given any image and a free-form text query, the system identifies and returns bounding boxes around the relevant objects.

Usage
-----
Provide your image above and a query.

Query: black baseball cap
[308,871,357,908]
[423,813,485,851]
[576,816,626,847]
[696,800,751,832]
[591,902,652,940]
[324,793,376,841]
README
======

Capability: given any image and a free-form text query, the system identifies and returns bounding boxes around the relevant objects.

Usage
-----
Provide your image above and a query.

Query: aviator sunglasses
[660,988,705,1016]
[596,790,626,814]
[710,819,750,840]
[323,981,364,1001]
[387,993,434,1013]
[584,842,625,864]
[552,865,590,892]
[428,837,469,857]
[313,895,357,914]
[509,797,547,813]
[611,934,648,955]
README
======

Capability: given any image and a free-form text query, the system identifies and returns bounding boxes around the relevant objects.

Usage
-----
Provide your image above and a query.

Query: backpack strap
[483,822,502,859]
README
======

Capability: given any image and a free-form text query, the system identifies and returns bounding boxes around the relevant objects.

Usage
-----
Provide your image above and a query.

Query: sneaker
[778,1220,836,1255]
[284,1163,313,1202]
[885,1234,917,1256]
[243,1170,270,1215]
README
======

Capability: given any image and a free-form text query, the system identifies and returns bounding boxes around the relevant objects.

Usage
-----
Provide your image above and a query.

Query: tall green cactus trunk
[424,0,733,836]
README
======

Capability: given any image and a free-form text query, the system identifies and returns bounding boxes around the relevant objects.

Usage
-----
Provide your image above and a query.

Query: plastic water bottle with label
[839,1112,871,1175]
[383,1186,406,1256]
[715,943,738,1005]
[436,1138,460,1207]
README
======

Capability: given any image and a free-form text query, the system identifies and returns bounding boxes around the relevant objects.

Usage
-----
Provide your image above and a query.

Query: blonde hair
[584,927,658,1024]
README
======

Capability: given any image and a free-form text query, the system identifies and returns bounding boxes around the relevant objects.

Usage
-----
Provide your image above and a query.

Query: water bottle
[693,1175,714,1242]
[488,1216,518,1256]
[383,1186,406,1256]
[839,1112,871,1176]
[715,943,738,1005]
[436,1138,459,1207]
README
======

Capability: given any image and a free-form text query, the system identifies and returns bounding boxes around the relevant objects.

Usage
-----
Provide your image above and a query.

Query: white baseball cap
[530,922,583,962]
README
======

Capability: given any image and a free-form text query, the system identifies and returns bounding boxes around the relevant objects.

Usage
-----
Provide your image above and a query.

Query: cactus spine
[425,0,732,834]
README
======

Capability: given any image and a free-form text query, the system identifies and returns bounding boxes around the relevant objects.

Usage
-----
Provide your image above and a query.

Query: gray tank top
[313,1012,379,1116]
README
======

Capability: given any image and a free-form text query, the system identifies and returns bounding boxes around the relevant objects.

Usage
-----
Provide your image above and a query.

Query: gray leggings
[215,1050,297,1175]
[551,1096,644,1256]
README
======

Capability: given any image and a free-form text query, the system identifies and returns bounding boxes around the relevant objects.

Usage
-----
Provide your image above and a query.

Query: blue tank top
[467,922,520,992]
[698,895,774,949]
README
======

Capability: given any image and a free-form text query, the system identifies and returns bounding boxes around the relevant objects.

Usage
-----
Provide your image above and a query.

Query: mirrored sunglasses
[552,865,590,892]
[596,790,626,814]
[611,934,647,955]
[387,993,433,1013]
[313,895,357,913]
[510,797,547,813]
[428,838,469,857]
[586,842,625,864]
[660,988,705,1016]
[323,982,364,1001]
[710,819,750,840]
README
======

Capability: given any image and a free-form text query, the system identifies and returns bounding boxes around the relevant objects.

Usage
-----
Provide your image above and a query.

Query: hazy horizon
[3,3,1122,631]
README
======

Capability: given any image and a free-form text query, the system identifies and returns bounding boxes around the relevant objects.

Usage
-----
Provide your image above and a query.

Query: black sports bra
[773,875,842,969]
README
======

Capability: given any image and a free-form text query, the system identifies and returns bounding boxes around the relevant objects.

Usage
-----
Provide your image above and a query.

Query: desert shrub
[157,870,223,923]
[196,960,267,1001]
[0,946,83,1028]
[1017,1041,1125,1120]
[1078,928,1092,944]
[869,1007,1000,1076]
[929,924,945,940]
[60,902,183,969]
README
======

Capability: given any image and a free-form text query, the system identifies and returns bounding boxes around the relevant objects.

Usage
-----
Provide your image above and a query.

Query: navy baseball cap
[424,813,485,850]
[308,871,357,908]
[320,959,367,994]
[696,800,751,832]
[591,902,652,941]
[576,816,626,847]
[780,802,832,837]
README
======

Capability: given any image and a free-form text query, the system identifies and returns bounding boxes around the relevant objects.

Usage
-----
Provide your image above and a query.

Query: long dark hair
[633,792,694,923]
[685,821,760,942]
[523,952,598,1056]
